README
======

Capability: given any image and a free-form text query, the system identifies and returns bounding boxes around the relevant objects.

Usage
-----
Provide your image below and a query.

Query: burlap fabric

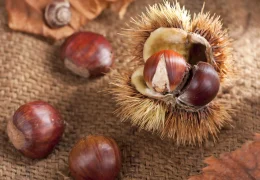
[0,0,260,179]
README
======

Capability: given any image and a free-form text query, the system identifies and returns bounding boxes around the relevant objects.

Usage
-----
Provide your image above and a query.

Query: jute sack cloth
[0,0,260,179]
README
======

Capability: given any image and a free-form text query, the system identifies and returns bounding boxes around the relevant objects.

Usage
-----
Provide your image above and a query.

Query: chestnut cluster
[7,101,121,180]
[6,26,116,179]
[133,50,220,111]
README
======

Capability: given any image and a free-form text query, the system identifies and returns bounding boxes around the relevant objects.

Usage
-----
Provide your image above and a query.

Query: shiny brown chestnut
[143,50,190,93]
[177,62,220,109]
[7,101,65,159]
[61,32,114,78]
[69,135,121,180]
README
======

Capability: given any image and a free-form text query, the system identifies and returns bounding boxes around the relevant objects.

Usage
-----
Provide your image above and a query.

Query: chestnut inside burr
[131,28,219,111]
[188,43,208,65]
[177,62,220,111]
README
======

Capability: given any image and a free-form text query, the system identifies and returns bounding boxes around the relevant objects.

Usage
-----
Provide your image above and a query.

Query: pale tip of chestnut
[7,118,25,151]
[64,58,90,78]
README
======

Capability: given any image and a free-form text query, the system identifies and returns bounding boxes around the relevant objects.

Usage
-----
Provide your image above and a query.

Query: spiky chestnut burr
[111,1,233,145]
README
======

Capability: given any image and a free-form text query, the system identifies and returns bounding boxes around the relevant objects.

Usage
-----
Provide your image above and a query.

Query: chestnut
[61,32,114,78]
[7,101,65,159]
[143,50,190,93]
[177,62,220,109]
[69,135,121,180]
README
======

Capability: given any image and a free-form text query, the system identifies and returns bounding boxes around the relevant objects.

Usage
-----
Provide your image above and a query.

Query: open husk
[111,1,233,145]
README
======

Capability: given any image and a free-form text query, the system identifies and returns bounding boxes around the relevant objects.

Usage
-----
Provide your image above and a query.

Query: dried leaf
[109,0,135,19]
[189,133,260,180]
[5,0,134,40]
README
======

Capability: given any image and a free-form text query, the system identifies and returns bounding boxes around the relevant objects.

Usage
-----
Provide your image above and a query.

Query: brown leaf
[109,0,135,19]
[189,134,260,180]
[5,0,134,40]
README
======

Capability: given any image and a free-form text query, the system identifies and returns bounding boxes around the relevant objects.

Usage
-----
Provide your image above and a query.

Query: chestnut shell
[61,32,114,77]
[143,50,189,93]
[178,62,220,108]
[7,101,65,159]
[69,135,121,180]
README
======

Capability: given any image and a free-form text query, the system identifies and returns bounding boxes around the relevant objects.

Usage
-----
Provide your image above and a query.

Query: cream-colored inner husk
[143,27,213,64]
[131,67,165,99]
[143,28,190,61]
[131,67,174,104]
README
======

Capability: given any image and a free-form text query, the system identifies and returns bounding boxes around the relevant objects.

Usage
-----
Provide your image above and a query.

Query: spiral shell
[44,0,71,28]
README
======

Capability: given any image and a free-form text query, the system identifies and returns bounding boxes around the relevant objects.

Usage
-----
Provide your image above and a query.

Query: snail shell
[44,0,71,28]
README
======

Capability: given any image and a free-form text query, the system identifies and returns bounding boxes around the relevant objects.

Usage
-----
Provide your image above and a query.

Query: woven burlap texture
[0,0,260,179]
